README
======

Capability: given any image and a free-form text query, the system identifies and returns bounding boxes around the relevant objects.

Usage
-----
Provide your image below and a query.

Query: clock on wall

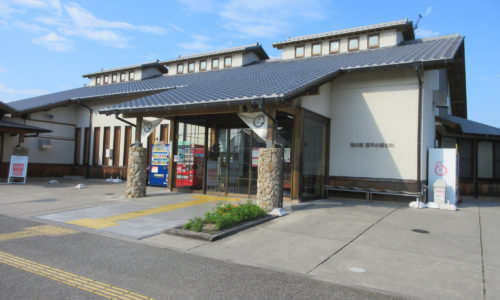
[253,115,265,128]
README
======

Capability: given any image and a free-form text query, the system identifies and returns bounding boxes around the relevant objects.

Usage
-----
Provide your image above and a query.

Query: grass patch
[182,202,266,232]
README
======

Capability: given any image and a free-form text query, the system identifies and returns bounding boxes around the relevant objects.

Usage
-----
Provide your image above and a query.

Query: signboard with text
[428,148,458,204]
[8,155,29,184]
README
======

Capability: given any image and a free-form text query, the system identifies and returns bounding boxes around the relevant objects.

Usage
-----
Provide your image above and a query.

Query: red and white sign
[8,155,29,184]
[428,148,458,204]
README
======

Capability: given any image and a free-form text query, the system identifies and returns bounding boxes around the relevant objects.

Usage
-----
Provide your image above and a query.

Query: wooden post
[168,117,176,191]
[135,116,143,146]
[18,133,25,146]
[291,108,304,200]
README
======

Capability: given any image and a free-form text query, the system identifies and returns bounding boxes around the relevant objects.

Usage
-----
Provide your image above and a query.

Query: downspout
[415,65,423,197]
[77,101,92,179]
[114,111,136,127]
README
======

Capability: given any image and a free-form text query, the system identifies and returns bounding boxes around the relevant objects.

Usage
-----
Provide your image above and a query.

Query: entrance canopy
[0,119,51,135]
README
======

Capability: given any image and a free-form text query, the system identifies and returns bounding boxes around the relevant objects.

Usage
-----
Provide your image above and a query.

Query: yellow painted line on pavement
[0,225,77,242]
[66,195,241,229]
[0,250,154,300]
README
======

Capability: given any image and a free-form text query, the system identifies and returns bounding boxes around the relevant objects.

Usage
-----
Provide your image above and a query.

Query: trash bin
[433,179,447,205]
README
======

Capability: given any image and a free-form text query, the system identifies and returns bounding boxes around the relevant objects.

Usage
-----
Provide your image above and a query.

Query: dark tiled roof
[273,19,413,48]
[0,119,52,133]
[8,77,177,113]
[440,115,500,137]
[0,101,16,114]
[101,35,464,114]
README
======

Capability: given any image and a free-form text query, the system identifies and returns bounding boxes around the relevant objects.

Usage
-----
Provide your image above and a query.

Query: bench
[323,185,370,200]
[324,185,423,202]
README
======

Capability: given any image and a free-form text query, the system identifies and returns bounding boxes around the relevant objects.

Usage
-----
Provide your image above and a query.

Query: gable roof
[100,35,464,115]
[273,19,414,49]
[160,43,269,64]
[438,115,500,137]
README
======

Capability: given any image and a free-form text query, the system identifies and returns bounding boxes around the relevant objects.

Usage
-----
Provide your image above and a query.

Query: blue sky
[0,0,499,128]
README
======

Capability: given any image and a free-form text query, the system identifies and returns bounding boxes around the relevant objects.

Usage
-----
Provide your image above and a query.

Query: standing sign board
[428,148,459,204]
[8,155,29,184]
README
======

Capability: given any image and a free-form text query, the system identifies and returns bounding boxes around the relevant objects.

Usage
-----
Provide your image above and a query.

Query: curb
[165,214,278,242]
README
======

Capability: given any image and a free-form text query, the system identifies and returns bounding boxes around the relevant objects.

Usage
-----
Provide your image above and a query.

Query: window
[96,76,101,85]
[120,73,126,82]
[368,34,380,48]
[129,71,135,81]
[224,56,232,68]
[200,60,207,71]
[348,37,359,51]
[212,58,219,69]
[329,40,340,53]
[112,74,117,83]
[188,61,195,73]
[104,75,109,84]
[295,45,304,58]
[478,141,493,179]
[312,43,322,56]
[177,63,184,74]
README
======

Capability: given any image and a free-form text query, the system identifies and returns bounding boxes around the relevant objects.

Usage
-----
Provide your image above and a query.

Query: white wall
[329,68,420,180]
[168,53,245,75]
[300,82,332,118]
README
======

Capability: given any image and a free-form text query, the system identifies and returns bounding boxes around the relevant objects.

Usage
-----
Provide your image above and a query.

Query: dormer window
[177,64,184,74]
[96,76,101,85]
[200,60,207,71]
[368,34,380,49]
[312,43,322,56]
[129,71,135,81]
[104,75,109,84]
[188,61,195,73]
[224,56,232,68]
[120,73,126,82]
[112,74,117,83]
[212,58,219,70]
[295,45,304,58]
[348,37,359,51]
[329,40,340,53]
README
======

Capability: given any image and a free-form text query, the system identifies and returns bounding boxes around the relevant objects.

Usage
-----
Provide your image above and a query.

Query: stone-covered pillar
[125,147,147,198]
[257,147,283,212]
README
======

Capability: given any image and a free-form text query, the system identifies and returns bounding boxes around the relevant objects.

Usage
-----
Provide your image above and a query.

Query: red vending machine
[176,145,204,189]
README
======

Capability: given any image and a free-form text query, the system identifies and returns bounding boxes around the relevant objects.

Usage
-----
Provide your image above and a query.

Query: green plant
[182,202,266,232]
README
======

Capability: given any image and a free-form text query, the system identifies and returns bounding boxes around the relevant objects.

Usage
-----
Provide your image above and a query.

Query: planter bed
[165,214,277,242]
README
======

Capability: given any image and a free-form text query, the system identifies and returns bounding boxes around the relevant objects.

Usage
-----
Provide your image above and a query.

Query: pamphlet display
[149,143,169,187]
[8,155,29,184]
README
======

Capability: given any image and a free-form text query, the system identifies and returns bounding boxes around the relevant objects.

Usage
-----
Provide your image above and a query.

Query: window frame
[120,73,126,82]
[329,39,340,54]
[224,56,232,68]
[112,74,117,83]
[295,45,305,58]
[129,71,135,81]
[199,60,207,71]
[311,42,322,56]
[96,76,101,85]
[103,75,109,84]
[177,63,184,74]
[188,61,195,73]
[211,58,219,70]
[368,34,380,49]
[348,37,359,51]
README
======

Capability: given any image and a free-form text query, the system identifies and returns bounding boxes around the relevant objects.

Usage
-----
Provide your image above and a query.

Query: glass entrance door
[301,112,329,200]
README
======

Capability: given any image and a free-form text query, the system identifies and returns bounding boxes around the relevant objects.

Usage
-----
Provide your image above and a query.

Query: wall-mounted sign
[350,142,395,148]
[251,148,260,167]
[284,148,291,163]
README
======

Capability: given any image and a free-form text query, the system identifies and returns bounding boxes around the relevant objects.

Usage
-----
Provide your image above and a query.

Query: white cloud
[176,0,216,13]
[219,0,326,38]
[33,32,73,51]
[481,74,500,82]
[178,34,214,51]
[1,0,62,15]
[0,83,48,97]
[0,67,6,73]
[415,28,440,38]
[13,20,45,32]
[424,6,433,16]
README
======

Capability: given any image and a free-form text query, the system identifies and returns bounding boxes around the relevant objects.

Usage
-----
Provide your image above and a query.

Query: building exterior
[1,19,499,198]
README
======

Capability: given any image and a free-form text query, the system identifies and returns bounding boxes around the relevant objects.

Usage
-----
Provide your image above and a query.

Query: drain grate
[412,229,429,234]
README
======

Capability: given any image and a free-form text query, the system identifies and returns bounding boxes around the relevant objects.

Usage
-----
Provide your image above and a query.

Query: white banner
[141,118,163,139]
[237,112,268,141]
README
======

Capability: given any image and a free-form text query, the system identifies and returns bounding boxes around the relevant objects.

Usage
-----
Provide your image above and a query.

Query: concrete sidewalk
[1,179,498,299]
[143,198,499,300]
